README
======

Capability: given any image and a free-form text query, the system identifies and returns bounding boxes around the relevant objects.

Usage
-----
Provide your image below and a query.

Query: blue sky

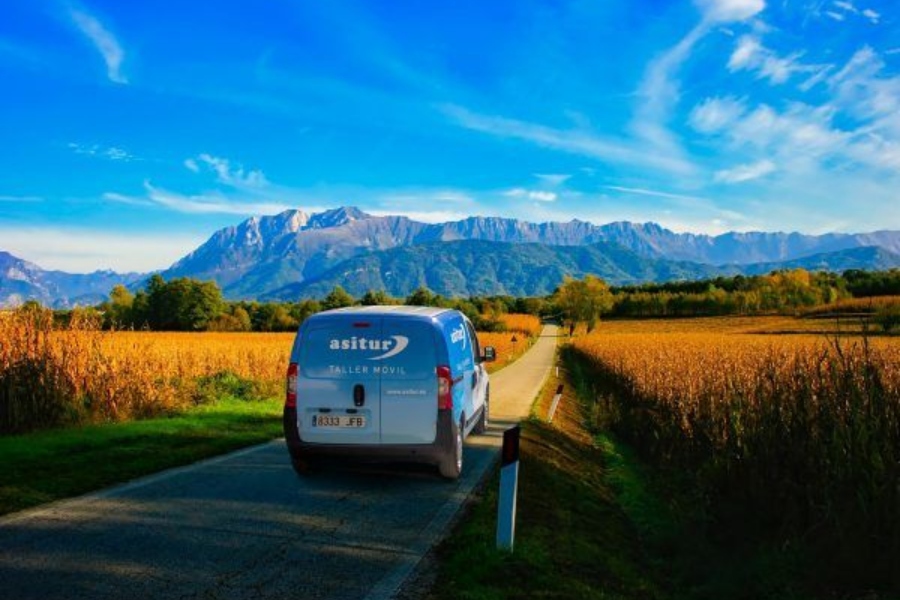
[1,0,898,273]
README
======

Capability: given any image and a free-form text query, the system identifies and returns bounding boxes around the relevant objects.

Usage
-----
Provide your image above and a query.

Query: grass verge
[422,358,664,600]
[0,396,282,516]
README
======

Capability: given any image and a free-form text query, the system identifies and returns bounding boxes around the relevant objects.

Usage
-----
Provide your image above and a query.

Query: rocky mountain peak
[306,206,370,229]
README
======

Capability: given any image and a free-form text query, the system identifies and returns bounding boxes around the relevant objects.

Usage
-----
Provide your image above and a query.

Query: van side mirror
[483,346,496,362]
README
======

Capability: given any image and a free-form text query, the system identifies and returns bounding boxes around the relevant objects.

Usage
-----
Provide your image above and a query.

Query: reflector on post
[497,425,520,551]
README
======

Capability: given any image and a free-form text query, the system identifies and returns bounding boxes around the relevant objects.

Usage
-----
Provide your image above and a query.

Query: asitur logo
[329,335,410,360]
[450,325,467,349]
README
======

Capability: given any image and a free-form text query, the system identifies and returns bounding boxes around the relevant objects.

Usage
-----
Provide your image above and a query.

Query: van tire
[438,417,464,480]
[474,386,489,434]
[291,456,316,476]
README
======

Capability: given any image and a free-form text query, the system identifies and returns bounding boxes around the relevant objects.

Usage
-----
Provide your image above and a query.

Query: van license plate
[313,415,366,428]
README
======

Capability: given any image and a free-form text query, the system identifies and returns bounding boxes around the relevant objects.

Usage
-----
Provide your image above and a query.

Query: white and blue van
[283,306,495,479]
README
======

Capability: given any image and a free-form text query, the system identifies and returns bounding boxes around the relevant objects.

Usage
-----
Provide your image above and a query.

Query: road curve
[0,325,559,600]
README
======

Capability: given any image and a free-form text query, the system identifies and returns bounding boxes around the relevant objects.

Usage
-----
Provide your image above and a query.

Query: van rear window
[300,320,436,380]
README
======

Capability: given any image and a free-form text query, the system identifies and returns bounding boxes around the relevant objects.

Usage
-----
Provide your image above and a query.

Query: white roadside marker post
[496,425,520,551]
[547,384,564,423]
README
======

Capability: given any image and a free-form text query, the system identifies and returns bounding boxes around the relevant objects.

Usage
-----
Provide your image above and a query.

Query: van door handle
[353,384,365,407]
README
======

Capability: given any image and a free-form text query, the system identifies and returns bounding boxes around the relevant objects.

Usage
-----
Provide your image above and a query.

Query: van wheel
[438,417,464,480]
[474,387,488,434]
[291,456,316,476]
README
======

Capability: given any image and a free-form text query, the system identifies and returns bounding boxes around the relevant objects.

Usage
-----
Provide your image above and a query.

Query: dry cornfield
[478,329,536,372]
[0,309,542,433]
[497,313,542,337]
[570,324,900,563]
[0,309,293,432]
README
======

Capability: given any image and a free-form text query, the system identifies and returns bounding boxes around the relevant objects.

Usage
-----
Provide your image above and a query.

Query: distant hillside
[0,251,145,308]
[3,206,900,307]
[161,206,900,300]
[263,240,726,299]
[738,246,900,276]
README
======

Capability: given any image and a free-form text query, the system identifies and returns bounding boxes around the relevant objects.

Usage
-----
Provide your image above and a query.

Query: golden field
[0,310,541,432]
[569,315,900,567]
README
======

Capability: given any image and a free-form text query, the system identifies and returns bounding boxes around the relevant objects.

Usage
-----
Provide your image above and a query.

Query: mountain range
[3,207,900,307]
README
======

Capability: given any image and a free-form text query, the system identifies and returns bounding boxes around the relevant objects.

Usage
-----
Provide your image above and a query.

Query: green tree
[405,287,435,306]
[290,299,322,325]
[361,289,397,306]
[141,276,226,331]
[321,286,355,310]
[103,284,134,328]
[553,275,614,332]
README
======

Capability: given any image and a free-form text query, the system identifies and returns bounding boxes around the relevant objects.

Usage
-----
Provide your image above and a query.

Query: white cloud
[68,6,126,84]
[603,185,710,203]
[826,11,846,21]
[714,159,776,183]
[727,35,824,85]
[862,9,880,23]
[442,104,696,175]
[631,0,763,174]
[68,142,135,161]
[192,154,269,189]
[689,96,747,133]
[0,226,205,273]
[140,183,292,215]
[504,188,558,202]
[728,35,762,70]
[828,47,900,132]
[833,1,857,13]
[695,0,766,23]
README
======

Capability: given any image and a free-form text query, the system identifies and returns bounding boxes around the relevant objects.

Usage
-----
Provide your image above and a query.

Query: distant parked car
[283,305,495,479]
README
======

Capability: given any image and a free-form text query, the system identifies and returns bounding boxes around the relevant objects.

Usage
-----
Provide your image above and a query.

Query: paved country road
[0,325,558,600]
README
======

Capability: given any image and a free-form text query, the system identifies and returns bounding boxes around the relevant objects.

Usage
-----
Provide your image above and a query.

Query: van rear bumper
[283,407,455,466]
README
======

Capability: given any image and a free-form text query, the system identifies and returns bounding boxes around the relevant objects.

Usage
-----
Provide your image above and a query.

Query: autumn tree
[553,275,614,332]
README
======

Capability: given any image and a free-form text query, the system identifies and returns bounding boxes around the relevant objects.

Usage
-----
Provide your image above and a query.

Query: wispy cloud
[441,104,695,175]
[714,159,776,183]
[67,5,126,84]
[727,35,826,84]
[695,0,766,24]
[689,96,748,133]
[861,8,879,23]
[68,142,135,161]
[833,1,858,13]
[503,188,558,202]
[141,183,290,215]
[630,0,765,175]
[826,1,880,24]
[190,154,269,189]
[603,185,710,203]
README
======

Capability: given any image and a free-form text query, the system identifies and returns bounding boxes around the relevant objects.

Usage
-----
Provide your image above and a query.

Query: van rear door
[296,316,382,445]
[379,318,439,444]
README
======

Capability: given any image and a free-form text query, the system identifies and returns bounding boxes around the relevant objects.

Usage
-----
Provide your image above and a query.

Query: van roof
[320,305,454,319]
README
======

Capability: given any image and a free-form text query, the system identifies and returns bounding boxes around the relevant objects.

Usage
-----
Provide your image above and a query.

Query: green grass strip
[0,397,282,516]
[431,418,663,600]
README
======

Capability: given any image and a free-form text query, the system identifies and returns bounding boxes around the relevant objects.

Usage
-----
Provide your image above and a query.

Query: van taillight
[286,362,298,408]
[437,365,453,410]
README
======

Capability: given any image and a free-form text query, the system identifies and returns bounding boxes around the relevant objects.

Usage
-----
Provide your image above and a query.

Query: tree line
[36,267,900,333]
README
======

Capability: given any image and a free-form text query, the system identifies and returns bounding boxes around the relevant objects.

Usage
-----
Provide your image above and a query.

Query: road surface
[0,325,558,600]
